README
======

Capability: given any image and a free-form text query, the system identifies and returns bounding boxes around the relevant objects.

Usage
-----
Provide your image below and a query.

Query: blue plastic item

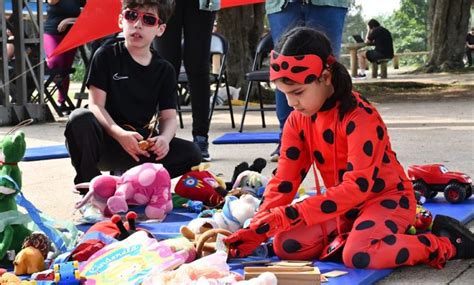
[212,132,280,144]
[23,145,69,161]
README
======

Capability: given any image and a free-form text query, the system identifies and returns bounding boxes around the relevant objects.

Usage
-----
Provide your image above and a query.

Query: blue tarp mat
[76,197,473,284]
[212,132,280,144]
[23,145,69,161]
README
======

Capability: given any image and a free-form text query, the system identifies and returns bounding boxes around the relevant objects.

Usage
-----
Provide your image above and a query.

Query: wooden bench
[393,51,429,69]
[371,59,390,79]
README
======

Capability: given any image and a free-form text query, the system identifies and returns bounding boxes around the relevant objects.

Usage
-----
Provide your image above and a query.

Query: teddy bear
[0,130,32,266]
[181,193,261,245]
[75,163,173,220]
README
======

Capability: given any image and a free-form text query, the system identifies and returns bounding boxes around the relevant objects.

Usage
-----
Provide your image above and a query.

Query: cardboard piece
[244,266,320,285]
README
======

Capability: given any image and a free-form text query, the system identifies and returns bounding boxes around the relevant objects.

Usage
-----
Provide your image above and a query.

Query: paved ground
[0,70,472,284]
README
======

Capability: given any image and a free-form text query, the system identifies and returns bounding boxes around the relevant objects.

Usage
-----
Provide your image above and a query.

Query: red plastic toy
[407,164,473,203]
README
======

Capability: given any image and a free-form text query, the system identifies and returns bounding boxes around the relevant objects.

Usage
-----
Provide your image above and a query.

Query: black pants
[64,109,202,184]
[466,47,473,66]
[154,0,215,138]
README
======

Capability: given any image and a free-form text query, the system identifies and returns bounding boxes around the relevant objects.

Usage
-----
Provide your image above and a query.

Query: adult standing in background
[44,0,86,113]
[154,0,218,162]
[465,27,474,67]
[266,0,349,162]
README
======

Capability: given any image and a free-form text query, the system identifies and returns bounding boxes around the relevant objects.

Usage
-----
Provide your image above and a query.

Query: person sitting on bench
[356,19,393,78]
[65,0,201,185]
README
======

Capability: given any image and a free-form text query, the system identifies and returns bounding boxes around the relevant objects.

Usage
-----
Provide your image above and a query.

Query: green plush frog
[0,130,32,266]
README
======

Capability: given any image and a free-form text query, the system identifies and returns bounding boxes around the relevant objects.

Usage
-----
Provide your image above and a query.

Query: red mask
[270,51,334,84]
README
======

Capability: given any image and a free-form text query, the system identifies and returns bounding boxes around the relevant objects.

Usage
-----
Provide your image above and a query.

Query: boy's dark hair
[368,19,381,29]
[274,26,356,120]
[122,0,175,24]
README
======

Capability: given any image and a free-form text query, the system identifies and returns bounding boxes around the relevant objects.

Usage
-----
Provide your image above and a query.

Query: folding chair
[239,32,274,132]
[176,32,235,129]
[30,66,76,117]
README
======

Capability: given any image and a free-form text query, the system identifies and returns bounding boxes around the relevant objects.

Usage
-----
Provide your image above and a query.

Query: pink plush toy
[75,163,173,220]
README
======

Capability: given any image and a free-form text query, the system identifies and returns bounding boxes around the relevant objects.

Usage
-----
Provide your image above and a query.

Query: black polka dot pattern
[382,235,397,245]
[385,220,398,234]
[321,200,337,213]
[282,239,302,253]
[352,252,370,268]
[291,66,308,73]
[271,63,280,71]
[278,181,293,193]
[255,223,270,235]
[417,235,431,247]
[299,130,305,141]
[286,147,300,160]
[372,178,386,193]
[285,206,299,220]
[281,61,289,70]
[397,182,404,191]
[314,151,325,164]
[356,177,369,192]
[399,196,410,209]
[395,248,409,264]
[376,126,385,140]
[372,167,379,179]
[344,208,360,220]
[347,162,354,171]
[305,74,317,84]
[371,239,379,245]
[355,220,375,230]
[294,55,304,60]
[323,129,334,144]
[380,199,398,209]
[346,121,355,135]
[300,169,307,183]
[338,169,346,182]
[383,153,390,163]
[311,114,317,122]
[363,141,373,156]
[429,250,438,261]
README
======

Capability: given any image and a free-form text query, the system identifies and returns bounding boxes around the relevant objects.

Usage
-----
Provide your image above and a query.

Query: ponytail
[330,61,356,121]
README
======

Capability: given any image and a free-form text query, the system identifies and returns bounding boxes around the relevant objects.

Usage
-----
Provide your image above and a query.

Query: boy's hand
[148,136,170,161]
[115,130,149,161]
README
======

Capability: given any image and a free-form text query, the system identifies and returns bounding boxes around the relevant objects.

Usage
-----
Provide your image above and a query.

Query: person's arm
[364,25,372,44]
[88,85,149,161]
[47,0,60,5]
[147,108,178,160]
[57,17,77,33]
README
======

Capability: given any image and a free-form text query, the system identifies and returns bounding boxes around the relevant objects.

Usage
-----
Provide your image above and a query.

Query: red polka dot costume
[247,52,456,269]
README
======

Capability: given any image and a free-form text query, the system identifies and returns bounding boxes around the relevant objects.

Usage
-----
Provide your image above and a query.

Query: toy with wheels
[53,261,83,284]
[407,164,472,203]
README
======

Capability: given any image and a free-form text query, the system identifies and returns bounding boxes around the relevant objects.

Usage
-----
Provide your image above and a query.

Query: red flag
[50,0,266,57]
[49,0,122,58]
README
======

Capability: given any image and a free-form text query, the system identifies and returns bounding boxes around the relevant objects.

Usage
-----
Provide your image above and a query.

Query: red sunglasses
[122,9,162,27]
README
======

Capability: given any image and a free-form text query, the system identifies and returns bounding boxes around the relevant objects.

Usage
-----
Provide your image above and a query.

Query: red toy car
[407,164,472,203]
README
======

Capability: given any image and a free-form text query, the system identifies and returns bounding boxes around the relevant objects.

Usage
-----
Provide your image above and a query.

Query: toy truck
[407,164,472,203]
[53,261,82,284]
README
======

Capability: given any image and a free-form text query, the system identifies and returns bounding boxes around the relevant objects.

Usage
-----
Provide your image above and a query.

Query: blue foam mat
[23,145,69,161]
[212,132,280,144]
[76,197,473,284]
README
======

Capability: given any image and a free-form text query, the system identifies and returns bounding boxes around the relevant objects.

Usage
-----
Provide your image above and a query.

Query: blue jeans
[268,3,347,129]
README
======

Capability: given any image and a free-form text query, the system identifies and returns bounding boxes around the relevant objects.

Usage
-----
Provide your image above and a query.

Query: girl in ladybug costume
[224,27,474,269]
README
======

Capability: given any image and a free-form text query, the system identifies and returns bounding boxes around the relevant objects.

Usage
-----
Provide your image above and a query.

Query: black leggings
[154,0,216,138]
[64,108,202,184]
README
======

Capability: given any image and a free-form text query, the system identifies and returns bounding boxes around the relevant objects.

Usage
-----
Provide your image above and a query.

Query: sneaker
[431,214,474,259]
[270,143,280,162]
[352,73,367,80]
[194,135,211,162]
[59,102,71,115]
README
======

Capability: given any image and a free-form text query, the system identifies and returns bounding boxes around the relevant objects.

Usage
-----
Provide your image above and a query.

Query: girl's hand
[148,136,170,161]
[223,228,267,258]
[57,18,75,33]
[250,205,305,238]
[115,129,149,161]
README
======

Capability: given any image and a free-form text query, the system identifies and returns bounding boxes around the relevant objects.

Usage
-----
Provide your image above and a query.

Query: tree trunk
[216,4,265,88]
[425,0,472,72]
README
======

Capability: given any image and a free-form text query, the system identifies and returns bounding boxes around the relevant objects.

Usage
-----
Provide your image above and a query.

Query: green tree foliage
[385,0,428,54]
[342,0,366,44]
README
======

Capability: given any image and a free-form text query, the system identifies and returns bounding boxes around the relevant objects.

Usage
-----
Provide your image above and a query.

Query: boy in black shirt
[65,0,201,184]
[356,19,394,78]
[466,27,474,67]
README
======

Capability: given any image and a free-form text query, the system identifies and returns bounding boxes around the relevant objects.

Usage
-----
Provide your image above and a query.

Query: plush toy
[181,194,260,238]
[75,163,173,220]
[407,191,433,234]
[232,170,269,198]
[0,130,32,266]
[180,226,231,258]
[175,164,228,208]
[227,158,267,189]
[0,272,35,284]
[13,246,45,275]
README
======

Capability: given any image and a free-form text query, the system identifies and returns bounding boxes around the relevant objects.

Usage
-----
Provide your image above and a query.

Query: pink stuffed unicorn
[75,163,173,220]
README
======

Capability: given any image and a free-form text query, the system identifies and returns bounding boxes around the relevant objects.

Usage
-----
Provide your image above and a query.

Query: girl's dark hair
[274,26,356,120]
[368,19,380,29]
[122,0,175,24]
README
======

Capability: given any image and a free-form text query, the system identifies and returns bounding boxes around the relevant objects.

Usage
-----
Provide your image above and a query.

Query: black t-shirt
[44,0,86,35]
[86,41,177,128]
[368,26,394,58]
[466,33,474,45]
